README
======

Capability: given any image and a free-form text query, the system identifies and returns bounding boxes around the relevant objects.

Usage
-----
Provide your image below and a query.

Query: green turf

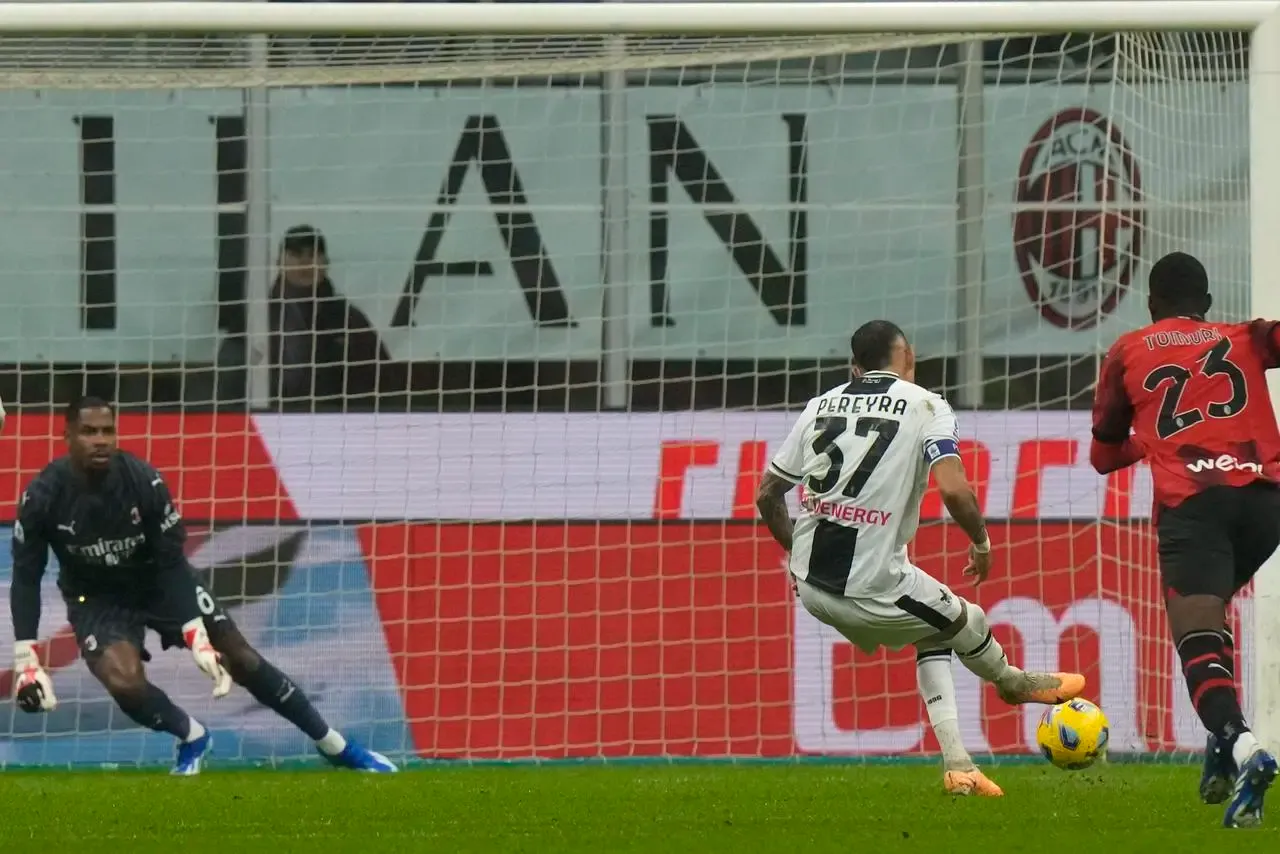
[4,763,1276,852]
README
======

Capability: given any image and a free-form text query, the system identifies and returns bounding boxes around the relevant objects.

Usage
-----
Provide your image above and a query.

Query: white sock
[917,648,973,770]
[316,729,347,756]
[183,719,207,744]
[1233,731,1261,768]
[946,601,1019,689]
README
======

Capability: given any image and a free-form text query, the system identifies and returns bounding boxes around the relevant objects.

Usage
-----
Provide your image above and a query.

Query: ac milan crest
[1013,108,1143,330]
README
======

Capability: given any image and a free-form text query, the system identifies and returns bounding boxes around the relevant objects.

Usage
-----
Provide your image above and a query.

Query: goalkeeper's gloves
[13,641,57,713]
[182,619,232,698]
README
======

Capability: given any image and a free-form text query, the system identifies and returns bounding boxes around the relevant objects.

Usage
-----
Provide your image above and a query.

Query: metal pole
[954,40,985,408]
[600,36,630,410]
[244,22,271,409]
[1249,8,1280,755]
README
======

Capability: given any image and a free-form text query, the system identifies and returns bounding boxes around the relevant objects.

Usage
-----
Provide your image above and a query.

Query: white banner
[253,409,1153,521]
[0,83,1248,362]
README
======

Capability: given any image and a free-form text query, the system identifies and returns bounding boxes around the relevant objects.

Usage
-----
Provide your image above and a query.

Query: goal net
[0,2,1269,767]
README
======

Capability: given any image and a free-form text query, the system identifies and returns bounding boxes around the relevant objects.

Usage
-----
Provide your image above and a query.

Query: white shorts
[794,563,963,654]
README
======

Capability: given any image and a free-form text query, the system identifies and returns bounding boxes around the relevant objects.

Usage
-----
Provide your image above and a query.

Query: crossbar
[0,1,1273,36]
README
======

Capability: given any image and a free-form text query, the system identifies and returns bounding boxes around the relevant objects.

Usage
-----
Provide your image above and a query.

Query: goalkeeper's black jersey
[9,451,193,639]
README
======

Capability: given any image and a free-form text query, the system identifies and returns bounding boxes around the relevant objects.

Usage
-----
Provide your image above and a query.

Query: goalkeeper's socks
[115,682,194,738]
[316,729,348,757]
[237,658,331,741]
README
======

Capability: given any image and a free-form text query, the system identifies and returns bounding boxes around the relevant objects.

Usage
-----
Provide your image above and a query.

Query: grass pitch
[4,762,1277,852]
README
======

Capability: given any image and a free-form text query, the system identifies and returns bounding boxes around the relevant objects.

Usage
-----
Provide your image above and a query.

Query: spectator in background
[270,225,390,409]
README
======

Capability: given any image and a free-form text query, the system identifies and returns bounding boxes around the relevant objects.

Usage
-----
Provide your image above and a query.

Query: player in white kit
[755,320,1086,796]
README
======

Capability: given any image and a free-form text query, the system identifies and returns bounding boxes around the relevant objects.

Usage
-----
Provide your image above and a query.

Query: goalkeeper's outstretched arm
[10,482,59,712]
[10,486,50,642]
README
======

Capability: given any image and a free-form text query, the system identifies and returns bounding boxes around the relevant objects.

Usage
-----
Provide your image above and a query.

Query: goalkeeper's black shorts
[66,590,235,664]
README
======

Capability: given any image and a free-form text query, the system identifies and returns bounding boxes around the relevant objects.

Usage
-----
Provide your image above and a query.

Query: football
[1036,698,1110,770]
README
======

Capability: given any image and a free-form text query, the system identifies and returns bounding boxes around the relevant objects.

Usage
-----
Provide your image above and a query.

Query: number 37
[804,415,899,497]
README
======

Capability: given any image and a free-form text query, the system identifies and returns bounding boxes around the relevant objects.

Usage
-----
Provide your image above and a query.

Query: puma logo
[56,522,76,536]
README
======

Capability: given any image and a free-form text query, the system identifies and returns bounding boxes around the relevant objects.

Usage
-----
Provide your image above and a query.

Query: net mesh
[0,33,992,88]
[0,25,1254,766]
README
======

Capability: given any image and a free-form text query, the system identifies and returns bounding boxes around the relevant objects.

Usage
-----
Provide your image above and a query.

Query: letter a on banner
[393,115,575,329]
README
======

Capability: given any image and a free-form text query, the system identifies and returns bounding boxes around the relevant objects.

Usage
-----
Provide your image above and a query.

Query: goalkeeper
[10,397,397,775]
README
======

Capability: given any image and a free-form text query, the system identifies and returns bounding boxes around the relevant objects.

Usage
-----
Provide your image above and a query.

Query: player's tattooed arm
[10,485,50,641]
[755,471,795,553]
[930,457,987,547]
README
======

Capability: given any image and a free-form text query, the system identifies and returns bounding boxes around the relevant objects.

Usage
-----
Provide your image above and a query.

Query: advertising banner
[358,521,1242,759]
[0,409,1155,523]
[0,84,1247,363]
[0,410,1213,761]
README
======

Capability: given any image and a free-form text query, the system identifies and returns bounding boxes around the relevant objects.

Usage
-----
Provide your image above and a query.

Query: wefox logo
[1185,454,1263,474]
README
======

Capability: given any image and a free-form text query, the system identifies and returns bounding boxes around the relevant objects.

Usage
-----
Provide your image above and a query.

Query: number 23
[1142,338,1248,440]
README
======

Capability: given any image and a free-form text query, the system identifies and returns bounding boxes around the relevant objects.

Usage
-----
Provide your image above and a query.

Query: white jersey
[768,370,961,599]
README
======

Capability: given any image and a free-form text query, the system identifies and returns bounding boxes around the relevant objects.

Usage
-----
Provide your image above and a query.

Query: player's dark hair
[850,320,907,372]
[65,396,114,426]
[1148,251,1211,320]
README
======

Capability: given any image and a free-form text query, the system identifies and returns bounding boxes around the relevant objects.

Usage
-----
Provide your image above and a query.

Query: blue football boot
[1224,748,1279,828]
[320,739,398,773]
[171,731,212,776]
[1201,734,1235,805]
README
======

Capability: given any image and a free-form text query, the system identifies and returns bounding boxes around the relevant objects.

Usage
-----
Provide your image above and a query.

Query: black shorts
[1157,481,1280,601]
[65,586,236,663]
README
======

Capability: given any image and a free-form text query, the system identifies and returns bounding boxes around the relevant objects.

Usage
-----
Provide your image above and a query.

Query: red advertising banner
[357,521,1231,759]
[0,413,294,522]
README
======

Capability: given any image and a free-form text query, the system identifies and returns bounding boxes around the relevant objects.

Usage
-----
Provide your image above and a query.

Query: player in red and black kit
[1092,251,1280,828]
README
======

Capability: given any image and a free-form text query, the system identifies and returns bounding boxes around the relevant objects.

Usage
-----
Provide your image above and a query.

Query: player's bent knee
[918,598,974,648]
[213,634,262,679]
[93,660,147,699]
[938,600,992,658]
[1164,591,1228,639]
[89,641,145,689]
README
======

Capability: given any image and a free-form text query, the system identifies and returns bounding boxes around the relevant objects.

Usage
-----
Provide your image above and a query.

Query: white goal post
[0,2,1272,34]
[0,1,1278,765]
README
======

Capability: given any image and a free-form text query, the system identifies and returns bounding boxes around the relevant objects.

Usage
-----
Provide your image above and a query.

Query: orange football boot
[944,768,1004,797]
[997,671,1086,706]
